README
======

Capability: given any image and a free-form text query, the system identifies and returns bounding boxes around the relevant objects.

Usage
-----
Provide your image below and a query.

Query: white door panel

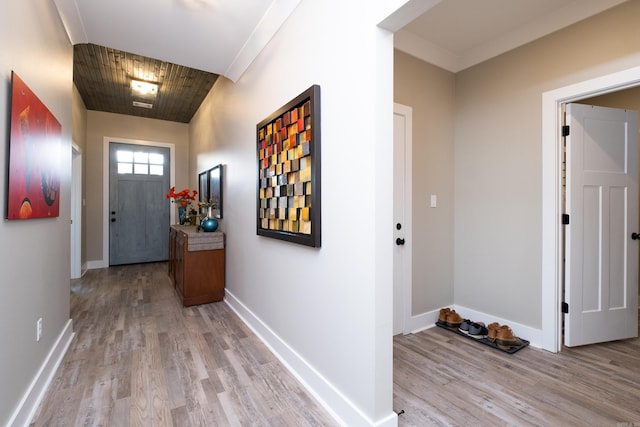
[565,103,639,347]
[393,104,412,335]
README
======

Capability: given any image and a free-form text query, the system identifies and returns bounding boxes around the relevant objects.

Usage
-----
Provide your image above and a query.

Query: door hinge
[562,214,570,225]
[562,125,570,137]
[561,302,569,314]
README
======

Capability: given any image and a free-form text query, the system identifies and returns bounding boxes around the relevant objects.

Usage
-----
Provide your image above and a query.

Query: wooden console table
[168,225,225,306]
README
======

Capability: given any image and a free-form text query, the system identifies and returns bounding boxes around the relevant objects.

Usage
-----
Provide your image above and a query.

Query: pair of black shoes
[458,319,488,339]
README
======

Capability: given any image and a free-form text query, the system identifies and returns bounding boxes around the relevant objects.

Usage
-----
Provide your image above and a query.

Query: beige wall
[394,51,455,315]
[84,111,189,263]
[0,1,73,423]
[72,85,88,267]
[392,0,640,330]
[189,0,396,423]
[453,0,640,328]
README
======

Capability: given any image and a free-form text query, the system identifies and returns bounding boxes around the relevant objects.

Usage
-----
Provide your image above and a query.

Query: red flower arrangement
[166,186,198,207]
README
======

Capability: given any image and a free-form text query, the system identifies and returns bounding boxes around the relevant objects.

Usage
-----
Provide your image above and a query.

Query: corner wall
[0,1,73,424]
[189,1,396,425]
[453,0,640,329]
[72,85,88,269]
[394,51,455,316]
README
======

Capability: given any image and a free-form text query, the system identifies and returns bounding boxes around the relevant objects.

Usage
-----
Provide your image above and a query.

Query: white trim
[100,137,176,268]
[454,305,542,349]
[391,0,626,73]
[7,320,74,427]
[406,306,542,348]
[541,65,640,352]
[407,309,439,334]
[224,291,397,427]
[52,0,89,45]
[71,145,82,279]
[86,259,108,270]
[393,103,413,336]
[224,0,303,82]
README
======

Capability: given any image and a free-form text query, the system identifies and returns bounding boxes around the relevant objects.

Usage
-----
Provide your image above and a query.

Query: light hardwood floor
[30,262,336,426]
[393,316,640,426]
[31,262,640,426]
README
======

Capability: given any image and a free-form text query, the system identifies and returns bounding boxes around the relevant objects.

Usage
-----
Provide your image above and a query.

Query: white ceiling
[52,0,303,82]
[395,0,628,72]
[53,0,627,82]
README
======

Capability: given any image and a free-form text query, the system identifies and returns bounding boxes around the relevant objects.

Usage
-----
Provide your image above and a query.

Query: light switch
[430,194,437,208]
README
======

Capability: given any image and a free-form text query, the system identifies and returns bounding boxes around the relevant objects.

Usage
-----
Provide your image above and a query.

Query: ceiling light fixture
[131,80,158,96]
[133,101,153,109]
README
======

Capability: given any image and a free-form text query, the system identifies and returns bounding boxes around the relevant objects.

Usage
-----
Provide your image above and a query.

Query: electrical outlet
[36,318,42,342]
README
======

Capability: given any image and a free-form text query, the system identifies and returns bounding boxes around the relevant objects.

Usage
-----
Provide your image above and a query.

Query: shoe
[444,310,463,328]
[458,319,472,334]
[495,325,523,349]
[487,322,500,342]
[438,308,450,324]
[468,322,488,339]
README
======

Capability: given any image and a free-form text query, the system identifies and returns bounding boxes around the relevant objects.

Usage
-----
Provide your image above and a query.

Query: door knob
[396,238,405,245]
[632,232,640,240]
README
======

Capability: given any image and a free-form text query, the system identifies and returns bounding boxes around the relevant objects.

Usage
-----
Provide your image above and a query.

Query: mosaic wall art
[256,85,321,247]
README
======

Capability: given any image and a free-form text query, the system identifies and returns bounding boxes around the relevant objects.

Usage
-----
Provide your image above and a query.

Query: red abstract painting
[7,72,61,219]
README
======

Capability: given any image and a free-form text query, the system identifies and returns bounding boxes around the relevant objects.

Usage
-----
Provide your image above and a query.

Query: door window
[116,149,165,176]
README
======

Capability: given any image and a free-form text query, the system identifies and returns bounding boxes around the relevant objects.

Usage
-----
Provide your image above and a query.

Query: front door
[109,142,170,265]
[564,103,639,346]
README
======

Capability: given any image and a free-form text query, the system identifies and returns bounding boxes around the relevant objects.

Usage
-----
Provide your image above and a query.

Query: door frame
[393,103,413,335]
[542,65,640,352]
[101,136,176,267]
[71,143,82,278]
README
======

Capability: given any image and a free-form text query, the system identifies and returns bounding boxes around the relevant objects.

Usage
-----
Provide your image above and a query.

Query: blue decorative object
[201,217,218,232]
[178,206,187,225]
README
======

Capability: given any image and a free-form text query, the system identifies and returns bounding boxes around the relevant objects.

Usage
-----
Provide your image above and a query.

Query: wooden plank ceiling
[73,43,219,123]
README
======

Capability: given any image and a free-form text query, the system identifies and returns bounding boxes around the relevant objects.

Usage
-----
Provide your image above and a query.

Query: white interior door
[565,103,639,347]
[393,103,412,335]
[70,146,82,279]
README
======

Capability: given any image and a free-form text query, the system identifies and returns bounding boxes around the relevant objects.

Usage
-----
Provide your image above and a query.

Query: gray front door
[109,142,170,265]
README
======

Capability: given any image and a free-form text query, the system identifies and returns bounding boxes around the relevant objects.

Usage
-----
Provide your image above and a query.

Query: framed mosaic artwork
[256,84,321,247]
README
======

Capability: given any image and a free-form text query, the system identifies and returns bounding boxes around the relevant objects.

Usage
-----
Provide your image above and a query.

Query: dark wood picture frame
[198,170,209,213]
[208,164,223,219]
[256,84,321,247]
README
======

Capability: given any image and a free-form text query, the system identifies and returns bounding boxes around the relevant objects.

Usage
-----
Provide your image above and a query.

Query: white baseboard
[405,305,542,348]
[405,309,439,334]
[8,319,74,427]
[86,259,108,270]
[224,291,397,427]
[452,305,542,348]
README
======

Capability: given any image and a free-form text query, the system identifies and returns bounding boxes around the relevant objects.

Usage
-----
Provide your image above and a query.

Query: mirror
[207,164,223,219]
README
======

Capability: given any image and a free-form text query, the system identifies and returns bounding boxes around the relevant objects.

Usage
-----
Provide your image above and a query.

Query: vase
[177,206,187,225]
[201,206,218,232]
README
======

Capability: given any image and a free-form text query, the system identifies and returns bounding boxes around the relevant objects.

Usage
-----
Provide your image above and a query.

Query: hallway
[30,262,640,426]
[30,263,335,426]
